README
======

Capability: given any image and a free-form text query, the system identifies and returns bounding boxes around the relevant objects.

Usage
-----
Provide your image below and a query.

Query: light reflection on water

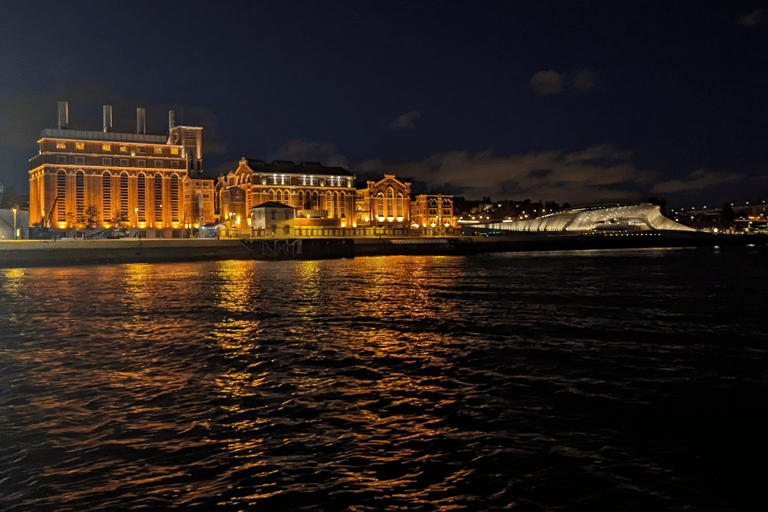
[1,247,767,511]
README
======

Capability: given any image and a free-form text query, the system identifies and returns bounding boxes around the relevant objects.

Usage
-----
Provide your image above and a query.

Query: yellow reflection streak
[123,263,151,301]
[2,268,25,296]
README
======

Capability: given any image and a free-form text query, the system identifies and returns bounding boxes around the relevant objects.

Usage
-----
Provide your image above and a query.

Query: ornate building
[216,158,356,236]
[354,174,412,228]
[28,102,215,237]
[411,194,456,232]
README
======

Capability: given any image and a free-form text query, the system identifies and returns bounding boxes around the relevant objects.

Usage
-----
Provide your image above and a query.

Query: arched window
[285,189,290,206]
[386,187,394,218]
[102,172,111,222]
[396,193,403,218]
[269,189,275,201]
[137,173,146,222]
[171,174,179,222]
[326,192,332,214]
[298,190,304,209]
[312,191,319,209]
[56,170,66,222]
[377,192,384,217]
[120,172,129,220]
[154,174,163,222]
[75,170,85,222]
[276,190,282,204]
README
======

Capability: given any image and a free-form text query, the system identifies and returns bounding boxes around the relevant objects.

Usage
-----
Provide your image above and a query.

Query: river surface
[1,247,766,511]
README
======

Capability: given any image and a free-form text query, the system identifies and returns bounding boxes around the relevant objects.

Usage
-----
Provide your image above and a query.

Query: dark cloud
[572,68,598,91]
[740,8,767,27]
[356,144,658,204]
[390,111,421,129]
[652,169,744,194]
[268,139,349,167]
[531,68,598,95]
[530,70,564,95]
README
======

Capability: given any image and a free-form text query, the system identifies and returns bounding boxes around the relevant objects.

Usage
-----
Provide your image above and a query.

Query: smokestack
[168,110,175,131]
[136,108,146,135]
[57,101,68,129]
[103,105,113,132]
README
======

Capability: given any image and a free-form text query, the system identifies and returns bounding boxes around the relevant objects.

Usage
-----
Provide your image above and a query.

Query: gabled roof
[251,201,294,209]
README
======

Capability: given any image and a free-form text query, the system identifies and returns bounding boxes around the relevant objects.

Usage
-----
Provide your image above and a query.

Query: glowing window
[154,174,163,222]
[102,144,111,151]
[102,172,111,221]
[171,175,179,222]
[120,145,128,152]
[171,147,179,155]
[57,170,66,221]
[56,141,66,149]
[137,174,146,222]
[154,147,163,154]
[76,142,85,150]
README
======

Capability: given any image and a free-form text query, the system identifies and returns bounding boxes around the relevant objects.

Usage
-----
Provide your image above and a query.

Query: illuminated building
[354,174,412,228]
[216,158,356,236]
[28,102,215,237]
[410,194,456,233]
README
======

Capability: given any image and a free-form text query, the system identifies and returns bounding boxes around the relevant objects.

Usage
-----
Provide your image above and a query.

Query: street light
[12,207,17,240]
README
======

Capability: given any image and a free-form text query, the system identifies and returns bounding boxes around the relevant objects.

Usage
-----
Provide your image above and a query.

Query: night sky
[1,0,766,209]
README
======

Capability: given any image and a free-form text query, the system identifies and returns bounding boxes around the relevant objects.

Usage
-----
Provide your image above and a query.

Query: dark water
[1,247,766,511]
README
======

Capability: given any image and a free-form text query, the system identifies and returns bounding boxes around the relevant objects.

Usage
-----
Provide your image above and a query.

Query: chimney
[168,110,175,131]
[103,105,113,132]
[137,108,146,135]
[57,101,68,129]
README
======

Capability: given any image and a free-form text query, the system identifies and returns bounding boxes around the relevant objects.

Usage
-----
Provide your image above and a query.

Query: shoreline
[0,232,765,267]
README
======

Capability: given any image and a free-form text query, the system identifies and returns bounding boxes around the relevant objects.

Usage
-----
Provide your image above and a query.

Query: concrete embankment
[0,232,765,267]
[0,239,252,267]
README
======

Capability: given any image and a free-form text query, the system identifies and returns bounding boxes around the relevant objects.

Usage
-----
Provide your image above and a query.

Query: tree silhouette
[84,205,99,229]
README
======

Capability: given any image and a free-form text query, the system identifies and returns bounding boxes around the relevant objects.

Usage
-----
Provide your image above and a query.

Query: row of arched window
[376,188,404,218]
[55,169,180,224]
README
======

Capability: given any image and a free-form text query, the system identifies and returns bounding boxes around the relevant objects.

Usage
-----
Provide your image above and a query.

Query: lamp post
[12,207,17,240]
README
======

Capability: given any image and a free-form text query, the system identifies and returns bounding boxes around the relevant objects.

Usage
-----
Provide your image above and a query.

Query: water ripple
[1,248,766,510]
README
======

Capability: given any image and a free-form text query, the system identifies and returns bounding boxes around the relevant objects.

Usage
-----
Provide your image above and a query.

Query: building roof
[251,201,294,209]
[39,128,167,144]
[241,158,354,177]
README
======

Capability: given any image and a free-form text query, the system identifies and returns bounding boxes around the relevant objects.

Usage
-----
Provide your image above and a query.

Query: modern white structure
[481,204,696,232]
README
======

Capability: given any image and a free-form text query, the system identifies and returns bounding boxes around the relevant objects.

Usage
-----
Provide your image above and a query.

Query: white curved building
[483,204,696,232]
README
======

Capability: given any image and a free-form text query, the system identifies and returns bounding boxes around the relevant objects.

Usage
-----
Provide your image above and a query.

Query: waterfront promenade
[1,232,766,267]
